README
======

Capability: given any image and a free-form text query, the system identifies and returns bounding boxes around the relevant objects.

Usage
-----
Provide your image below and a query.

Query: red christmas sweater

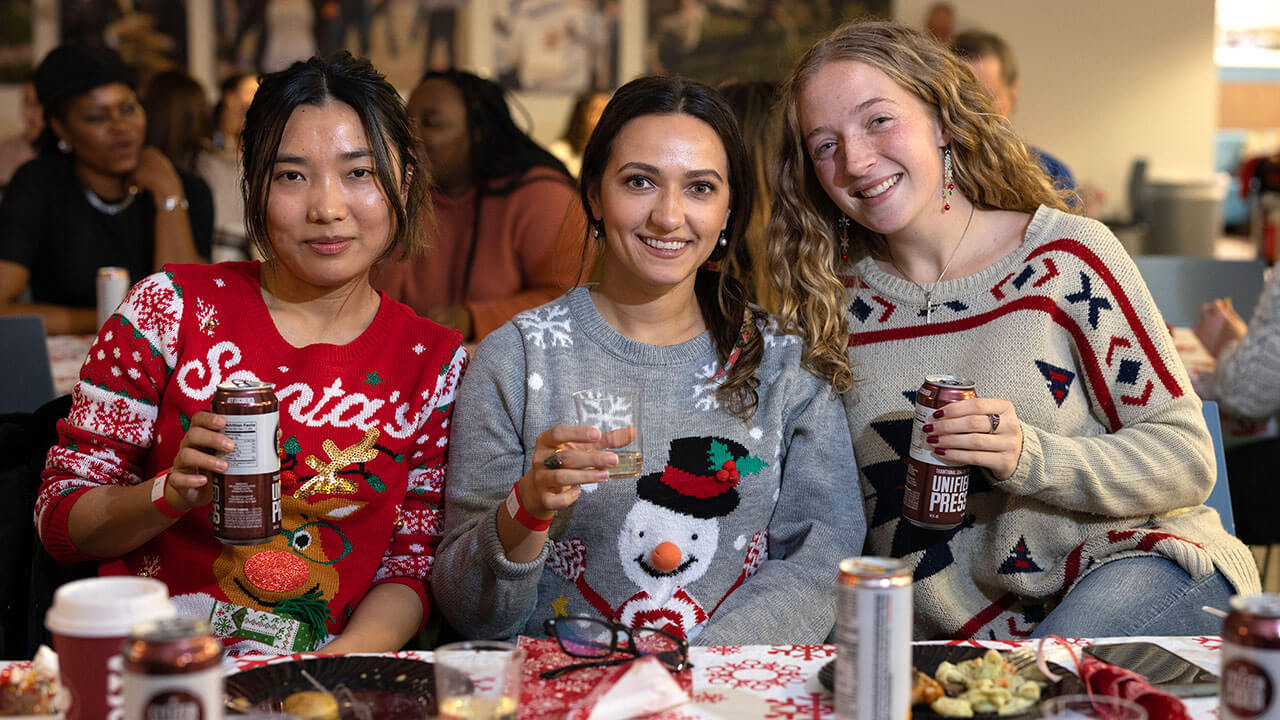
[36,262,467,654]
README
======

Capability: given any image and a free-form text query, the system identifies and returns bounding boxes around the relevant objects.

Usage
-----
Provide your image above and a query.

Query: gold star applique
[551,595,570,617]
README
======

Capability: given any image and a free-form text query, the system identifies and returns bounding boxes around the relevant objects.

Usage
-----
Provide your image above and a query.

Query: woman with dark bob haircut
[434,75,861,645]
[38,53,466,655]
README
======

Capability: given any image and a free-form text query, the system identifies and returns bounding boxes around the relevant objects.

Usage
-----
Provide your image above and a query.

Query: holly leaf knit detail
[708,439,734,469]
[366,473,386,492]
[736,454,769,476]
[283,436,301,455]
[179,412,191,433]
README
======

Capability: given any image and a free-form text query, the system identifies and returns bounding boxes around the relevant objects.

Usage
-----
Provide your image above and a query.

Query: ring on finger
[543,448,565,470]
[988,413,1001,434]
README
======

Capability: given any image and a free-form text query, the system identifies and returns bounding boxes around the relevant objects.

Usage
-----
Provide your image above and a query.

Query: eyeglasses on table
[540,616,691,680]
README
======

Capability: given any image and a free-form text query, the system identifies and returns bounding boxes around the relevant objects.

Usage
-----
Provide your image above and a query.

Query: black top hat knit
[35,45,136,117]
[637,436,762,520]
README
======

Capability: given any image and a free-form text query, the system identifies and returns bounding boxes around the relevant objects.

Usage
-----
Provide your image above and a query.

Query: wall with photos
[893,0,1219,220]
[0,0,1219,222]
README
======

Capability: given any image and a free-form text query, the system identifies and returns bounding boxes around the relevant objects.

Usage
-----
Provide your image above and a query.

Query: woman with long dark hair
[434,75,860,644]
[37,53,464,655]
[373,70,586,343]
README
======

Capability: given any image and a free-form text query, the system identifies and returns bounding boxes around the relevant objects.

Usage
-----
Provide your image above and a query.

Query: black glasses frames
[540,616,691,680]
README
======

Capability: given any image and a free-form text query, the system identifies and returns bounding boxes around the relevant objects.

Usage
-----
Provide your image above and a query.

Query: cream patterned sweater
[842,206,1259,640]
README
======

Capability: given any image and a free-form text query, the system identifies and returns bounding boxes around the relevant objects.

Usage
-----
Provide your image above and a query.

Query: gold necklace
[889,204,976,323]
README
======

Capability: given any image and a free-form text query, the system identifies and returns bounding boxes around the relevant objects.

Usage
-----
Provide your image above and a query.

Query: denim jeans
[1030,555,1236,638]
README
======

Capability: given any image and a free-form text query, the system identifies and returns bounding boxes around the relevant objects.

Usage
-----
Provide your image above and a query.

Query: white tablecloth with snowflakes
[219,635,1227,719]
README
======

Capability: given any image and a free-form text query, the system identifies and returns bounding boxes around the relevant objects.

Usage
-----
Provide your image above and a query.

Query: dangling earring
[941,146,954,213]
[718,230,728,247]
[836,216,850,260]
[57,139,72,153]
[592,223,601,240]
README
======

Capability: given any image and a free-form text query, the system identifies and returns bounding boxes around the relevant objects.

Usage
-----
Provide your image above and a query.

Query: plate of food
[224,656,451,719]
[818,646,1083,718]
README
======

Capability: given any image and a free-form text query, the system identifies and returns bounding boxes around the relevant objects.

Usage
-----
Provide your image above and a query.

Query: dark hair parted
[579,75,765,421]
[241,52,431,263]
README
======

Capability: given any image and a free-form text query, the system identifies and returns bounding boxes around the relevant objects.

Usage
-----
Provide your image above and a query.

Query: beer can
[902,374,977,530]
[835,557,912,720]
[1221,594,1280,719]
[96,266,130,329]
[211,380,281,545]
[122,616,223,720]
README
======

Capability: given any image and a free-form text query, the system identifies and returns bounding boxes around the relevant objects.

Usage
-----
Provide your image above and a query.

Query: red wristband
[150,470,186,520]
[505,482,552,532]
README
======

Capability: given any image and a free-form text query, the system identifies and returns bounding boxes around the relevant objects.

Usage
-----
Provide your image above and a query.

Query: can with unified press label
[902,374,977,530]
[211,380,281,545]
[1221,593,1280,719]
[835,556,912,720]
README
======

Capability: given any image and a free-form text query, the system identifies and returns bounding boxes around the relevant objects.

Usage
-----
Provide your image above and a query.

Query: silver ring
[989,414,1001,434]
[543,449,564,470]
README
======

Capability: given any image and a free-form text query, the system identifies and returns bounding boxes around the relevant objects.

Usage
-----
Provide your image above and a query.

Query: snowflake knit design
[514,304,573,349]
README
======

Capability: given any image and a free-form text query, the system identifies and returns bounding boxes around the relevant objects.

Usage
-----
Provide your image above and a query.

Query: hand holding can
[211,380,281,545]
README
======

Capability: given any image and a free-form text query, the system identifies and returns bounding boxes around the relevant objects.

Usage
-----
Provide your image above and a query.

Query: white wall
[895,0,1219,218]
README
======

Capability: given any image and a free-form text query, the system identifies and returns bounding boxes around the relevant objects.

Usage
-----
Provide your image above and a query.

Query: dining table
[213,634,1228,719]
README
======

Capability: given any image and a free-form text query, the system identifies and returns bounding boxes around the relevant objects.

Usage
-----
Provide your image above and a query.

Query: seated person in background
[547,90,608,179]
[950,29,1076,197]
[0,45,212,335]
[142,70,211,176]
[0,76,41,189]
[198,72,260,263]
[767,19,1257,640]
[433,75,862,645]
[36,53,465,655]
[373,70,585,345]
[1195,275,1280,421]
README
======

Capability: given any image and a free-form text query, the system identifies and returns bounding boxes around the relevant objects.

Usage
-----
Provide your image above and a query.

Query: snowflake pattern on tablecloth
[703,645,742,656]
[763,692,834,719]
[691,690,727,704]
[704,659,805,691]
[767,645,836,660]
[515,304,572,349]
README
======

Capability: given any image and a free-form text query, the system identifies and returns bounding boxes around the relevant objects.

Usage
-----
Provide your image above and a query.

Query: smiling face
[797,60,947,240]
[589,113,731,297]
[265,100,397,294]
[52,82,145,180]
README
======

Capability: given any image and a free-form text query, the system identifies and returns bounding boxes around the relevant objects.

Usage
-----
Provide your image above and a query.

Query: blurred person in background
[923,2,954,43]
[0,76,42,190]
[719,79,781,312]
[142,70,212,175]
[0,45,212,335]
[548,90,608,179]
[199,72,260,262]
[373,70,585,344]
[950,30,1077,198]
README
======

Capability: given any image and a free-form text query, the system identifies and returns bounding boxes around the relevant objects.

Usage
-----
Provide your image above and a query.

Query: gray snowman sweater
[433,286,863,644]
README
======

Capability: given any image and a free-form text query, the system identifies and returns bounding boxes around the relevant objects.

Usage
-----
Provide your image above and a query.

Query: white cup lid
[44,577,176,638]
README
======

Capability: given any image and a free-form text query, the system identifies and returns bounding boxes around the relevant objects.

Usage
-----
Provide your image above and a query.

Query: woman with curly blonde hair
[768,19,1256,640]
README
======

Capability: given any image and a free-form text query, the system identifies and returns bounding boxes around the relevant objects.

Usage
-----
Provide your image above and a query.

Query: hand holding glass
[572,387,642,478]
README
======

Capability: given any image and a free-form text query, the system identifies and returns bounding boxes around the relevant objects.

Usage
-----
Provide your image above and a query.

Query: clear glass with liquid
[573,387,643,478]
[434,641,523,720]
[438,695,518,720]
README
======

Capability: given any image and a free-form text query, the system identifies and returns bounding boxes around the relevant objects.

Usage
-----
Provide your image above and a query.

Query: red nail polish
[922,423,934,433]
[935,448,946,456]
[926,435,939,444]
[933,409,945,418]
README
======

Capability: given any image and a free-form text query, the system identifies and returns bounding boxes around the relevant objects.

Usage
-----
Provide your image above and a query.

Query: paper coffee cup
[44,577,176,720]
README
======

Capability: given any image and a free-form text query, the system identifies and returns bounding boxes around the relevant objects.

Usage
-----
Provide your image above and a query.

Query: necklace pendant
[924,292,934,323]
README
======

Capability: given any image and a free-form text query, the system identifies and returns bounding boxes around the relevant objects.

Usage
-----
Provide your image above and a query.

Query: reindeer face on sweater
[213,494,366,611]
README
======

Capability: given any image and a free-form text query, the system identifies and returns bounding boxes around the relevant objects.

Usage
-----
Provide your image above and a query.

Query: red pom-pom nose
[650,542,682,573]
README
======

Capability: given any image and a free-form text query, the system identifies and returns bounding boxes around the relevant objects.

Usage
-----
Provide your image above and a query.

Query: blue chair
[1201,400,1235,536]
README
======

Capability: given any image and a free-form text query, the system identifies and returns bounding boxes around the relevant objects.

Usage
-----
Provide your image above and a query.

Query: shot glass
[572,387,643,478]
[434,640,523,720]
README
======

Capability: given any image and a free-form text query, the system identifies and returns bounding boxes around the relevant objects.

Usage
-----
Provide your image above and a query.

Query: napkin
[565,657,689,720]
